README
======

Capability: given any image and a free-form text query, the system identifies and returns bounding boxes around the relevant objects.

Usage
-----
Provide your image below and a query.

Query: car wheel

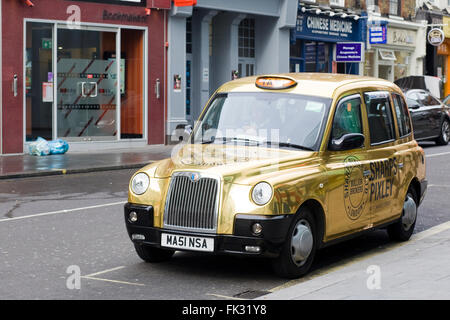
[387,187,418,242]
[271,207,317,279]
[436,119,450,145]
[134,243,175,262]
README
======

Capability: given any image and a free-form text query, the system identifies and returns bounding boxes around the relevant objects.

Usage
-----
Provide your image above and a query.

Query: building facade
[290,1,367,75]
[166,0,298,141]
[1,0,170,155]
[363,0,427,82]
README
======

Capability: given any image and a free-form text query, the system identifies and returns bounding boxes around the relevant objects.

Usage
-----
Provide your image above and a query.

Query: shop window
[305,42,330,73]
[394,51,409,81]
[364,51,375,77]
[330,0,345,7]
[379,50,396,61]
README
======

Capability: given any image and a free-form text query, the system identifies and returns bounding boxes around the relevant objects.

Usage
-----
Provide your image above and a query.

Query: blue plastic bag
[28,137,50,156]
[48,139,69,155]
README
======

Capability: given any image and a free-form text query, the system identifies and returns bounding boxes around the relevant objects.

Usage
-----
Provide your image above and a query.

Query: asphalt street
[0,141,449,300]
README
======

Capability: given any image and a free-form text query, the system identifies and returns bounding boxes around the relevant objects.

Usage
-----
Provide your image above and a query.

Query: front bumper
[124,203,293,257]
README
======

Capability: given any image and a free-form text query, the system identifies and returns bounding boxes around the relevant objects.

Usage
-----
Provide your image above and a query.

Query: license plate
[161,233,214,252]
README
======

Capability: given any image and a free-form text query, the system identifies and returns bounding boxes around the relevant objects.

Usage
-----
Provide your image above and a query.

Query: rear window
[392,93,412,138]
[364,91,396,145]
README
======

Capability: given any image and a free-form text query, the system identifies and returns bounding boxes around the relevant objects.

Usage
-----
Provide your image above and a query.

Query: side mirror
[330,133,365,151]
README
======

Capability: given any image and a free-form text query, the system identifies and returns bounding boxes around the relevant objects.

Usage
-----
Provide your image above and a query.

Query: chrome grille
[164,172,219,232]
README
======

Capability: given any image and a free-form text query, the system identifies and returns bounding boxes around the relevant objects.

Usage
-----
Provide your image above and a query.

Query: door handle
[12,74,18,97]
[81,82,87,97]
[89,82,98,98]
[155,78,160,99]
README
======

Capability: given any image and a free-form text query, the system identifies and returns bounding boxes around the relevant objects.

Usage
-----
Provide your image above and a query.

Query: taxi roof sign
[255,76,297,90]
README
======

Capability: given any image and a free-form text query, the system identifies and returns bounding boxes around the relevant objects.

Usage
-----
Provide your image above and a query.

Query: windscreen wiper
[262,141,314,151]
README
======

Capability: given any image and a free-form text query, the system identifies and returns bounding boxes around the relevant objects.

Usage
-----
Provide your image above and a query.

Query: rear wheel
[387,187,418,241]
[436,119,450,145]
[271,207,317,279]
[134,243,175,262]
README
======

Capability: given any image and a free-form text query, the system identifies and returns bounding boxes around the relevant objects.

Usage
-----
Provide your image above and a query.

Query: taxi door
[389,92,415,222]
[362,91,399,226]
[323,93,372,240]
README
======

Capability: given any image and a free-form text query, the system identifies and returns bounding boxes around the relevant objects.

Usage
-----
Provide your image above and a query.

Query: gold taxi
[124,74,427,278]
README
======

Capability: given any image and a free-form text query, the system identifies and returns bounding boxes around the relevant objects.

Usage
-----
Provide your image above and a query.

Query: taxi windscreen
[193,92,332,151]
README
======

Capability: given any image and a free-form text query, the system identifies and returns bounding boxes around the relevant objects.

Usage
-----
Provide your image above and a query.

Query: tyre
[436,119,450,145]
[134,243,175,262]
[387,187,418,242]
[271,207,317,279]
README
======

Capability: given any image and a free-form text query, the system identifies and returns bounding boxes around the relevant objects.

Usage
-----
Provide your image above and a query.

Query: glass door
[56,26,119,141]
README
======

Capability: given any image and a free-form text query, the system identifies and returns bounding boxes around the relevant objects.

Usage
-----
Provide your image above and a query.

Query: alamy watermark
[366,265,381,290]
[66,265,81,290]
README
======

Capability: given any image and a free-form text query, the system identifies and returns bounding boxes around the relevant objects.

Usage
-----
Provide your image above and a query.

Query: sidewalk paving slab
[258,223,450,300]
[0,145,174,179]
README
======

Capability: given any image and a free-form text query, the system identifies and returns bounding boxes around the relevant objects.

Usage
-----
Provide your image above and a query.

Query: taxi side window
[392,93,412,137]
[364,92,396,145]
[331,95,363,141]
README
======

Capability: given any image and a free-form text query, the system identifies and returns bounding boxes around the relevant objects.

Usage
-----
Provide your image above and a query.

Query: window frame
[363,91,397,146]
[328,93,365,151]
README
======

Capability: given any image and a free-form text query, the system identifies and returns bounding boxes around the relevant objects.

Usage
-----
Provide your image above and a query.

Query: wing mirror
[330,133,365,151]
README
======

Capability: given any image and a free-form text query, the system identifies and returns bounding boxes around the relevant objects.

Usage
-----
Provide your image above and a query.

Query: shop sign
[443,16,450,38]
[387,28,415,47]
[428,28,445,47]
[295,12,359,42]
[369,25,386,44]
[67,0,147,6]
[336,42,363,62]
[102,10,148,23]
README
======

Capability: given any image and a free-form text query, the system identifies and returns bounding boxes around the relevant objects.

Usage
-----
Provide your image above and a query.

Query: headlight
[251,182,273,206]
[131,173,150,195]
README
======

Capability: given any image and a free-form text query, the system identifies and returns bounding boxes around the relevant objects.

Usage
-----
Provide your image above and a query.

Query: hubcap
[402,194,417,231]
[443,121,449,142]
[290,219,313,267]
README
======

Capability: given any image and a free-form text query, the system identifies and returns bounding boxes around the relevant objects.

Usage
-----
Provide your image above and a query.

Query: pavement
[0,145,174,179]
[258,221,450,300]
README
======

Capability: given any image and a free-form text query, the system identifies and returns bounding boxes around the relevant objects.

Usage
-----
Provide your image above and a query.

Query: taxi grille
[163,173,219,232]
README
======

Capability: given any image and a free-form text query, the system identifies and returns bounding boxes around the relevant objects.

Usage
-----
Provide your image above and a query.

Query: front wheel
[387,187,418,242]
[134,243,175,262]
[271,207,317,279]
[436,119,450,145]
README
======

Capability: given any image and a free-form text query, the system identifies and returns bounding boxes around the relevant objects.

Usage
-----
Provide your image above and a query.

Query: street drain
[233,290,271,299]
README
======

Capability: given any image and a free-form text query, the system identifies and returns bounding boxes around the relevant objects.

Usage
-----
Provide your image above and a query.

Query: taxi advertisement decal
[369,157,398,201]
[344,156,369,220]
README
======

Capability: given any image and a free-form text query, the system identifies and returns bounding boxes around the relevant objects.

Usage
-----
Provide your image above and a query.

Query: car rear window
[392,93,412,138]
[364,91,396,145]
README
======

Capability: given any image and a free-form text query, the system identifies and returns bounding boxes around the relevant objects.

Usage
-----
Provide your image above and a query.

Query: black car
[404,89,450,145]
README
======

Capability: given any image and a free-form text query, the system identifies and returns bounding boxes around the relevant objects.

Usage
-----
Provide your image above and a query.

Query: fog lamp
[252,223,263,235]
[129,211,138,223]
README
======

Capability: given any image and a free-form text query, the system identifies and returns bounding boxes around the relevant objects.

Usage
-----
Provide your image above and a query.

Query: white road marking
[0,201,127,223]
[83,266,125,278]
[81,276,145,287]
[426,151,450,158]
[269,220,450,293]
[205,293,246,300]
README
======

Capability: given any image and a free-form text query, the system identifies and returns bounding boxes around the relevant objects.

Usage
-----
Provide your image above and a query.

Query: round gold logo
[343,156,369,220]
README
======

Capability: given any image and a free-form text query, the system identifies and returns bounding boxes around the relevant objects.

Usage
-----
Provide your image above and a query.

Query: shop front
[290,4,366,75]
[364,16,427,83]
[1,0,169,155]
